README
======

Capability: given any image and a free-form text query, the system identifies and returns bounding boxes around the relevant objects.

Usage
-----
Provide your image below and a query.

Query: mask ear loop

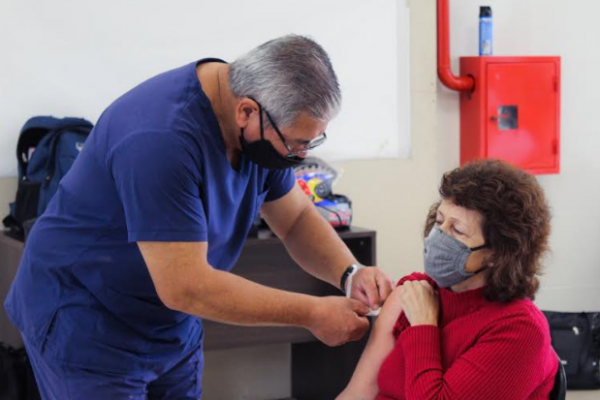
[240,100,264,142]
[257,102,266,140]
[469,242,491,275]
[470,243,488,251]
[471,264,489,275]
[246,96,266,141]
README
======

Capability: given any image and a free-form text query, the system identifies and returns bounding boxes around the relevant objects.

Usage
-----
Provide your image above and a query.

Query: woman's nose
[438,222,450,234]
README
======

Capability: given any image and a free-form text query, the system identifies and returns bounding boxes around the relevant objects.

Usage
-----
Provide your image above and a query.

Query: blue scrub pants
[24,337,203,400]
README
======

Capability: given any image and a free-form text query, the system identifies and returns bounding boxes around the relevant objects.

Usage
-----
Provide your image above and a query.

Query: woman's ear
[482,250,495,268]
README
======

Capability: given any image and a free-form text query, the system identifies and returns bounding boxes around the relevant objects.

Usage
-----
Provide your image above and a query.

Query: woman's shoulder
[493,297,545,317]
[485,298,551,337]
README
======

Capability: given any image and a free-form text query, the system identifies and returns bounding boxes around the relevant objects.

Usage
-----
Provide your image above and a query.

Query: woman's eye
[435,220,443,225]
[452,226,464,235]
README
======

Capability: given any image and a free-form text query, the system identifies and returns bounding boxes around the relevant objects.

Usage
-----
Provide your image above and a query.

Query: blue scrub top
[5,59,295,373]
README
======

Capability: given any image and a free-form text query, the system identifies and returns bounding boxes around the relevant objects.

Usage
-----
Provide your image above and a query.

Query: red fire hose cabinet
[459,56,561,174]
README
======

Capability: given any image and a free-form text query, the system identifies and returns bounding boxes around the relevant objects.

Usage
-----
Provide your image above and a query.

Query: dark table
[0,227,377,400]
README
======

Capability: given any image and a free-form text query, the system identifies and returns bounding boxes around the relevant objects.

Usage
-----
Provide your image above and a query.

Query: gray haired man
[6,35,394,399]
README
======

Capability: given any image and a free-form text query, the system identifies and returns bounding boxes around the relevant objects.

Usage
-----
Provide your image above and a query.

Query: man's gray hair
[229,35,341,128]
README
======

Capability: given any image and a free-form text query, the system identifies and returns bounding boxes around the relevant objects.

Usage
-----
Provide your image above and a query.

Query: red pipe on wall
[437,0,475,92]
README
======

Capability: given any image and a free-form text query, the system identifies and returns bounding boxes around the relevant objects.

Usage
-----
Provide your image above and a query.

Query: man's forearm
[171,267,318,327]
[281,205,357,290]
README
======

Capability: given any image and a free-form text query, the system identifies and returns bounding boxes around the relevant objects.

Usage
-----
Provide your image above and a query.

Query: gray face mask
[423,226,489,288]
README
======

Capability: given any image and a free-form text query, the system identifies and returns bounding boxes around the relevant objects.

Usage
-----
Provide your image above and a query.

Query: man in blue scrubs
[5,35,393,399]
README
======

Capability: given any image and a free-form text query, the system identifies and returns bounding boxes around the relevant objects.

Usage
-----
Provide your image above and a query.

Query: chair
[549,359,567,400]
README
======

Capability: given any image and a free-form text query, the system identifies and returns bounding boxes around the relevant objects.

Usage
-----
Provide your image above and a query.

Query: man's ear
[235,98,259,129]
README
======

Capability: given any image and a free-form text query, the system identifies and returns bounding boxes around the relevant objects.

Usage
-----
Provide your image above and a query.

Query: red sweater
[376,273,558,400]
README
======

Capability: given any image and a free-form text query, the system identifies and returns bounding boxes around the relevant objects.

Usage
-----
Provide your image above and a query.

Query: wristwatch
[340,263,362,294]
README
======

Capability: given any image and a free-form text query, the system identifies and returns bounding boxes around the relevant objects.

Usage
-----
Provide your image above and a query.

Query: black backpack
[2,116,93,241]
[543,310,600,389]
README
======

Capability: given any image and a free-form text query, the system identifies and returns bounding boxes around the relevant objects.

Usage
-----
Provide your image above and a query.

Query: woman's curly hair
[424,160,551,303]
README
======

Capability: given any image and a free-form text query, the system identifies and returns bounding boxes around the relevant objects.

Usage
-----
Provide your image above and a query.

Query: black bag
[0,344,19,399]
[2,116,93,241]
[0,343,41,400]
[543,311,600,390]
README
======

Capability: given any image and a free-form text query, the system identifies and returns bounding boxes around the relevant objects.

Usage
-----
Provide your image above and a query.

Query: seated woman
[337,159,558,400]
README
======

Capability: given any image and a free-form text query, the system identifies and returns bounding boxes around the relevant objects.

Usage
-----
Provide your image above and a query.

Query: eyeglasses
[251,98,327,158]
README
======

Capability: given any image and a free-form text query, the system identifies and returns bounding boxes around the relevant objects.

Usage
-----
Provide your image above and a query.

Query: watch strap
[340,263,361,294]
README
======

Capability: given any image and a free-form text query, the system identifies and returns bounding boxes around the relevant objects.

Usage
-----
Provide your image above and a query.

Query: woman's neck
[450,270,488,292]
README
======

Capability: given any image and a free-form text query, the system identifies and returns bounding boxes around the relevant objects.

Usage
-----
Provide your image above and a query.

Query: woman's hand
[399,280,439,326]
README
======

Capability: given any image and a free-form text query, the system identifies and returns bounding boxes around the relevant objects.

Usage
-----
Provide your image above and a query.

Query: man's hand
[399,280,439,326]
[348,267,394,311]
[306,296,370,347]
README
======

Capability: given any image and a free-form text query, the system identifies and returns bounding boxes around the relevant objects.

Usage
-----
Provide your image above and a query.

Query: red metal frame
[437,0,474,92]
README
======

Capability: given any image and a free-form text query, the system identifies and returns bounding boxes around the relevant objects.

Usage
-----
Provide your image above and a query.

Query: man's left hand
[348,267,394,310]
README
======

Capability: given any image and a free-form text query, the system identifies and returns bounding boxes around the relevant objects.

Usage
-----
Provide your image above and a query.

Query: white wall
[0,0,409,176]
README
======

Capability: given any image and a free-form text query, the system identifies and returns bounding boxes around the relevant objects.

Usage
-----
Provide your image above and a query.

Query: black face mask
[239,104,303,170]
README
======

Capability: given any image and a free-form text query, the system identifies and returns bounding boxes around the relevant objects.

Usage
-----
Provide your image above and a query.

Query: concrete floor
[567,391,600,400]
